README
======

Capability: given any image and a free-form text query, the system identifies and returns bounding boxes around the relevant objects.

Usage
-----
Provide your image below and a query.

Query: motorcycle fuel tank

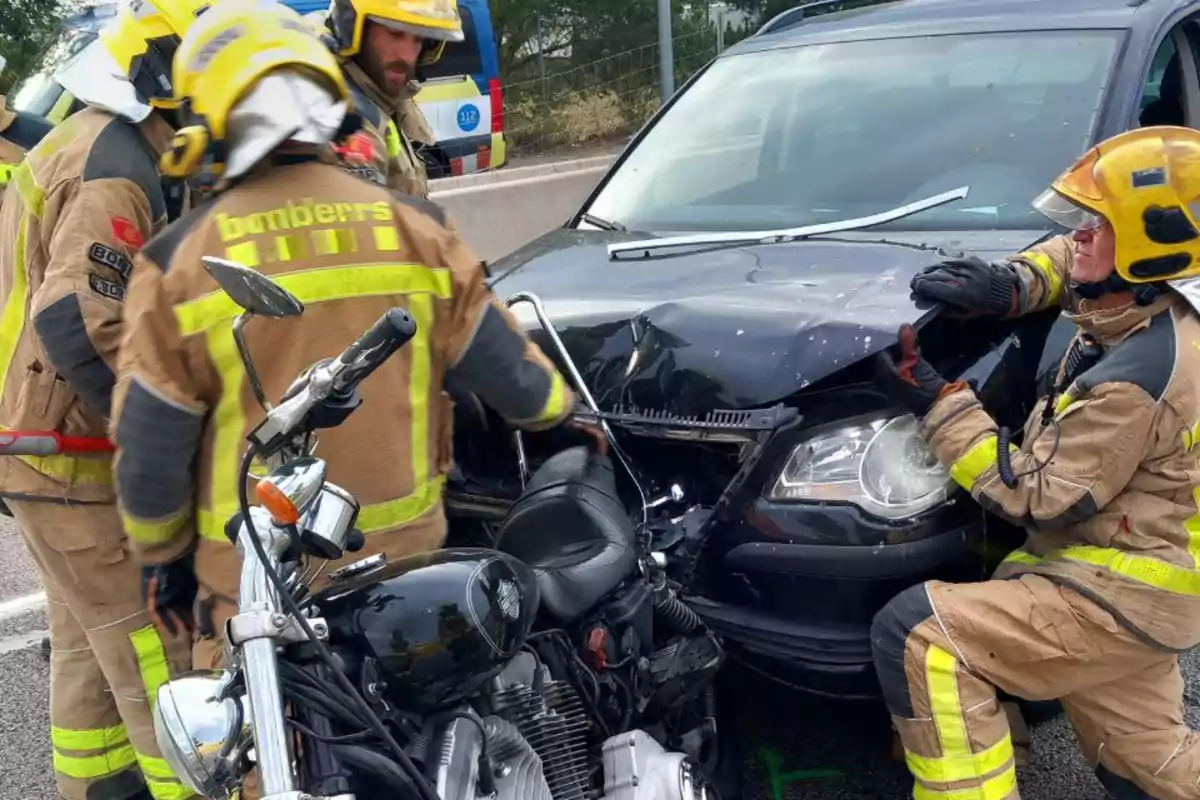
[312,548,540,714]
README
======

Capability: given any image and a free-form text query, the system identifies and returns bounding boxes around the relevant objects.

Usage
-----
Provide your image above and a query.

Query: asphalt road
[1,513,1197,800]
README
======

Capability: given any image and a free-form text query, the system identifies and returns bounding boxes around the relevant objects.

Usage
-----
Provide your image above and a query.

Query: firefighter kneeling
[872,126,1200,800]
[112,0,575,696]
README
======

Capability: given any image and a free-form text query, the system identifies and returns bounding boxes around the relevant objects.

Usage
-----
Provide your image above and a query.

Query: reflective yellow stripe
[51,723,128,752]
[136,752,193,800]
[1186,487,1200,570]
[409,294,433,489]
[907,736,1014,785]
[1019,251,1062,308]
[374,225,401,251]
[1003,543,1200,595]
[912,768,1017,800]
[13,161,45,215]
[225,241,260,268]
[312,228,357,256]
[1183,419,1200,452]
[206,323,247,540]
[0,163,13,186]
[949,435,1016,492]
[129,625,172,715]
[0,209,33,403]
[1001,548,1041,567]
[926,646,970,763]
[275,233,308,262]
[536,370,569,424]
[123,507,190,546]
[174,263,452,336]
[1053,391,1075,417]
[53,743,137,779]
[386,118,402,159]
[179,263,453,543]
[915,645,1018,797]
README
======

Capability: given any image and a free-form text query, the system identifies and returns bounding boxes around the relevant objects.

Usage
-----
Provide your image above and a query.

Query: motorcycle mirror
[201,256,304,319]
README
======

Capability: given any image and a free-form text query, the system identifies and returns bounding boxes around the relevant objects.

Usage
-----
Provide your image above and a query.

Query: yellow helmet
[161,0,351,184]
[99,0,212,109]
[328,0,464,65]
[1033,125,1200,284]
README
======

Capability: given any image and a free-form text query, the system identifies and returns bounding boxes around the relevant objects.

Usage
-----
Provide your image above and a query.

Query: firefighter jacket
[922,233,1200,652]
[0,95,53,187]
[327,61,436,198]
[0,105,179,504]
[111,157,573,566]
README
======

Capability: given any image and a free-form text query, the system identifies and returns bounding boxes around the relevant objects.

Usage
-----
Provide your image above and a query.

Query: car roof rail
[755,0,900,36]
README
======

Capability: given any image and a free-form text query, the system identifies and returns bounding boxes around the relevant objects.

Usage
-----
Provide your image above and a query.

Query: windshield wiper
[606,185,969,259]
[580,212,627,232]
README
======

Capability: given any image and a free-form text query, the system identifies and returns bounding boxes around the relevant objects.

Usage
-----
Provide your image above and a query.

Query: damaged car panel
[447,0,1197,700]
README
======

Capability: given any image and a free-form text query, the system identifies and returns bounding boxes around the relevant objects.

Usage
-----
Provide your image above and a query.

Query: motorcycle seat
[494,446,638,622]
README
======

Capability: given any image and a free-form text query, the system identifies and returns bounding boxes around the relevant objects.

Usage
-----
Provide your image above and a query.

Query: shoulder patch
[141,202,212,274]
[1077,309,1176,402]
[88,242,133,281]
[391,191,447,228]
[82,117,166,221]
[89,274,126,302]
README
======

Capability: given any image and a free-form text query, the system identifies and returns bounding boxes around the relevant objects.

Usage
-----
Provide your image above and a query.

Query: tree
[0,0,77,95]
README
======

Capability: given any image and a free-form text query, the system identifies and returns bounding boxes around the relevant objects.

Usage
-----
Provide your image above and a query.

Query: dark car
[443,0,1200,701]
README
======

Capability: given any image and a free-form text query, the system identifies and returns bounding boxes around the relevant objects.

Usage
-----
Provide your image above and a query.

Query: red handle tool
[0,430,115,456]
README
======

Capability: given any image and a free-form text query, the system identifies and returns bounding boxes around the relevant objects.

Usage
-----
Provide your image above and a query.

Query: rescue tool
[0,431,114,456]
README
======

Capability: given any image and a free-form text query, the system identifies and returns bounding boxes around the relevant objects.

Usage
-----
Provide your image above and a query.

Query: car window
[1138,32,1185,127]
[584,30,1122,234]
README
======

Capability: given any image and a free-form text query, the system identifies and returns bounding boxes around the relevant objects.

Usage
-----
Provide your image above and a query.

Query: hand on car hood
[487,228,1047,417]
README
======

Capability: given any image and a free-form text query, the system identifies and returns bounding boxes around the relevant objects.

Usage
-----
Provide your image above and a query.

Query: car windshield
[583,29,1122,234]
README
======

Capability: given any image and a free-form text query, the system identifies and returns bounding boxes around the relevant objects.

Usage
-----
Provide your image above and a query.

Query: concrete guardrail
[430,154,618,263]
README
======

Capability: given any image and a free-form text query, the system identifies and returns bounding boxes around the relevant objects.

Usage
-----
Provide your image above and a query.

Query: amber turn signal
[255,478,301,525]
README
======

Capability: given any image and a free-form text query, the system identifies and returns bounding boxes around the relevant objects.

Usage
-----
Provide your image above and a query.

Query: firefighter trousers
[871,573,1200,800]
[9,499,195,800]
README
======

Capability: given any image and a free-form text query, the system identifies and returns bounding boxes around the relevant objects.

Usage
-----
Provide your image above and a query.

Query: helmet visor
[1032,188,1104,231]
[368,14,464,43]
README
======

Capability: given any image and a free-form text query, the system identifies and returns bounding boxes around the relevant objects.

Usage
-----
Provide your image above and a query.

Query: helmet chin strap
[1072,272,1165,306]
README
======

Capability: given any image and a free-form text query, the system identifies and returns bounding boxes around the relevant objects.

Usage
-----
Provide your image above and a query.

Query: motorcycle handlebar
[330,308,417,398]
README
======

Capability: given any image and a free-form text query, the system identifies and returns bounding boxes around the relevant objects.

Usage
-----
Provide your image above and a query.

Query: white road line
[0,591,47,621]
[0,628,48,656]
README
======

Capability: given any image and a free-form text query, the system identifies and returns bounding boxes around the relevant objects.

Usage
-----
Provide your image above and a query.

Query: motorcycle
[149,256,731,800]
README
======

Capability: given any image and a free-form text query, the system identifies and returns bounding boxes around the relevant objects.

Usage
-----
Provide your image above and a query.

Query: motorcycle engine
[429,650,712,800]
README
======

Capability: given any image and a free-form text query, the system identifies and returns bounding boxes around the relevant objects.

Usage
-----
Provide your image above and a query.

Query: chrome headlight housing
[766,413,954,520]
[153,671,250,800]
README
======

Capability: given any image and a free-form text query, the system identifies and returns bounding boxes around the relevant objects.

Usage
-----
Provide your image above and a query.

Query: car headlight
[767,413,954,520]
[153,671,250,800]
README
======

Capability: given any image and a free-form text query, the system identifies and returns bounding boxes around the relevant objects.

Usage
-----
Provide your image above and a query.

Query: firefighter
[311,0,450,196]
[110,1,575,679]
[871,125,1200,800]
[0,55,54,190]
[0,3,208,799]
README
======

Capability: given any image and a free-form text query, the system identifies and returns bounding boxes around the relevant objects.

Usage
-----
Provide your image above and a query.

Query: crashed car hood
[487,227,1053,416]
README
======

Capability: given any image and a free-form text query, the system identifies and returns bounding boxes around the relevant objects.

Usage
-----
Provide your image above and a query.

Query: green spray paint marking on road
[758,746,843,800]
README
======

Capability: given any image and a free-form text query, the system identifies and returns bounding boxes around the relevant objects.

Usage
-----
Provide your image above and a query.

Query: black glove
[141,554,198,638]
[872,324,952,418]
[910,256,1019,317]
